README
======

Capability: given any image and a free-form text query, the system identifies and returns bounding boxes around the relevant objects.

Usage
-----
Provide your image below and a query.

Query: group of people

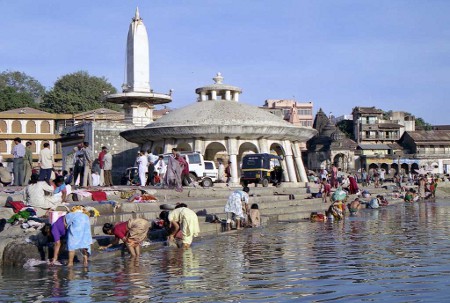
[7,137,54,186]
[73,143,113,188]
[3,138,114,189]
[224,187,260,230]
[41,203,200,266]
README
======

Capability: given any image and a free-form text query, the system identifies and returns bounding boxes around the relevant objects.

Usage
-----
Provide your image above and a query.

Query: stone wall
[93,122,139,184]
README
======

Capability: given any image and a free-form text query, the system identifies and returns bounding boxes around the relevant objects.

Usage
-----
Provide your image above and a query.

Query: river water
[2,200,450,302]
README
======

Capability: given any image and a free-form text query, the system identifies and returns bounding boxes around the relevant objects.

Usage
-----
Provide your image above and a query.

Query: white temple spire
[125,6,150,93]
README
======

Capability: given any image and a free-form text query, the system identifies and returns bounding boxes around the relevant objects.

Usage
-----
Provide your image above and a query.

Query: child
[248,203,260,227]
[153,171,161,185]
[320,178,331,203]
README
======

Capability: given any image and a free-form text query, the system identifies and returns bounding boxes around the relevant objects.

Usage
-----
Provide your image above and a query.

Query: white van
[162,152,218,187]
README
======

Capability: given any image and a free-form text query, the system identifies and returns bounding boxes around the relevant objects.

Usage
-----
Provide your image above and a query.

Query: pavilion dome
[120,73,317,144]
[148,100,296,128]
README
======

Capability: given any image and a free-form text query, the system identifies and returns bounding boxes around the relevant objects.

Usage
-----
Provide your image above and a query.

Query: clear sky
[1,0,449,124]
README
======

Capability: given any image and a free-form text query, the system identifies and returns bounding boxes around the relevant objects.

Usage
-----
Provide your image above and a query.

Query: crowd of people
[309,164,443,222]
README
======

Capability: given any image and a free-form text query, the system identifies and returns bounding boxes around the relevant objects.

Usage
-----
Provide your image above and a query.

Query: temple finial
[213,72,224,84]
[134,7,141,21]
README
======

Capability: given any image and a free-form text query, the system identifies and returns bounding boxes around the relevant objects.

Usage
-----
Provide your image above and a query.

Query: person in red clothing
[178,155,195,187]
[320,178,331,203]
[100,218,150,258]
[98,146,107,186]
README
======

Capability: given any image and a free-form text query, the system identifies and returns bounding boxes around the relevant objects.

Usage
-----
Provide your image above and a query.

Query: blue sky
[1,0,449,124]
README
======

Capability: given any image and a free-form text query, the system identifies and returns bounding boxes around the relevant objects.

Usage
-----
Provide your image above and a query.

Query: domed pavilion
[121,73,317,185]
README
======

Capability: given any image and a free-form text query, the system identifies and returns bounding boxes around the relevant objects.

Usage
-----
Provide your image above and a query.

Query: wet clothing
[169,207,200,245]
[225,190,249,219]
[51,216,67,242]
[112,221,128,239]
[127,218,150,246]
[65,212,92,254]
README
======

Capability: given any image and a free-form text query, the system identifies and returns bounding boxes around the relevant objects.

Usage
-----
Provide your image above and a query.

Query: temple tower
[106,8,172,126]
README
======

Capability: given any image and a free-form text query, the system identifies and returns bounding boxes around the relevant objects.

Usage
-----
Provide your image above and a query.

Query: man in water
[348,198,361,215]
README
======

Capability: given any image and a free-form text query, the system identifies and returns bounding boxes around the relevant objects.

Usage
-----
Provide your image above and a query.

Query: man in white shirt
[136,151,148,186]
[39,142,53,184]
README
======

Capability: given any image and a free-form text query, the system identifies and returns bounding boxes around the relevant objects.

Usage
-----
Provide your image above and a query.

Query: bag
[331,187,347,202]
[48,211,67,225]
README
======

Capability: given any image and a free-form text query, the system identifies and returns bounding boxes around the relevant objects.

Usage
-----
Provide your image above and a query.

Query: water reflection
[1,202,450,302]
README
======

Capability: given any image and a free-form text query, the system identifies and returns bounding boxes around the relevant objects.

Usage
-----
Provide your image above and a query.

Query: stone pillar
[233,92,239,102]
[200,91,207,101]
[225,90,231,101]
[227,138,239,185]
[293,142,308,182]
[36,120,41,134]
[283,141,297,183]
[36,140,42,154]
[258,139,269,154]
[211,90,217,100]
[281,159,289,182]
[194,139,204,154]
[6,140,12,154]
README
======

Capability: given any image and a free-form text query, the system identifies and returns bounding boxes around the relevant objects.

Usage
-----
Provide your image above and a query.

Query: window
[12,120,22,133]
[26,121,36,133]
[205,162,214,170]
[0,121,6,133]
[41,121,51,133]
[188,154,201,164]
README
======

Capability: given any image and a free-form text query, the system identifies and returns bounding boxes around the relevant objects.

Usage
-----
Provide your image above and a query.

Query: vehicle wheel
[202,178,213,188]
[262,178,269,187]
[189,173,197,182]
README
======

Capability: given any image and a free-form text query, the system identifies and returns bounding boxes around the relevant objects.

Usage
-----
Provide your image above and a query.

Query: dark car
[240,153,283,187]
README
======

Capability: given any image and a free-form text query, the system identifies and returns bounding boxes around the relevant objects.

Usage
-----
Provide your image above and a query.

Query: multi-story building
[262,99,314,128]
[400,130,450,174]
[352,106,416,174]
[0,107,71,170]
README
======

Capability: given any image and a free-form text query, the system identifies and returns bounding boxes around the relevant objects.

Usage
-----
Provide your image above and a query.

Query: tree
[415,117,432,130]
[0,70,46,101]
[41,71,119,113]
[0,87,36,111]
[0,70,46,111]
[336,120,354,140]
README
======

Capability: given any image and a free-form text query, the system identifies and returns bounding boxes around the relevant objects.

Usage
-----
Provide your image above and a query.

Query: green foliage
[0,70,45,111]
[0,87,37,111]
[415,117,432,130]
[336,120,354,140]
[0,70,46,101]
[41,71,119,113]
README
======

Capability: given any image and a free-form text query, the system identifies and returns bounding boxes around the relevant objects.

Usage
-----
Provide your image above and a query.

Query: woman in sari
[43,211,92,266]
[164,156,183,192]
[101,218,150,258]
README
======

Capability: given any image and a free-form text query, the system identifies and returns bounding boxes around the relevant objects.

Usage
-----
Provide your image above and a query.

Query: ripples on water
[2,201,450,302]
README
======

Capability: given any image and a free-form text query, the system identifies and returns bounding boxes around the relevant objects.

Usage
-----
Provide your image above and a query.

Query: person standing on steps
[23,141,33,185]
[38,142,53,184]
[11,137,25,186]
[82,142,93,188]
